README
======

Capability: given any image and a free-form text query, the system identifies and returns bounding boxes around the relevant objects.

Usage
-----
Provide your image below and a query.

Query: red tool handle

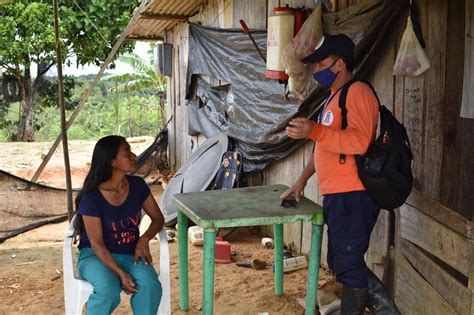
[239,19,250,33]
[239,19,266,63]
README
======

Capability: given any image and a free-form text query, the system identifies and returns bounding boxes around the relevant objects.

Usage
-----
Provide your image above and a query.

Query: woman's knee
[138,277,162,296]
[131,264,161,291]
[95,282,123,301]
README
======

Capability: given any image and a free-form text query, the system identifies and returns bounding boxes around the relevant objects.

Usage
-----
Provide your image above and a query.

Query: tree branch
[37,62,54,77]
[0,62,17,74]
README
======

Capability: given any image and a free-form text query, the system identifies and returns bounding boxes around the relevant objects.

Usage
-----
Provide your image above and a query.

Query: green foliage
[0,0,139,69]
[0,1,57,68]
[0,97,18,141]
[35,94,163,141]
[35,76,81,111]
[103,53,167,93]
[28,74,165,141]
[101,51,167,130]
[60,0,140,66]
[0,0,140,140]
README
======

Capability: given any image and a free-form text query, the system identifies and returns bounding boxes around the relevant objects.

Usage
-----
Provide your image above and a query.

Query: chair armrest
[157,229,171,315]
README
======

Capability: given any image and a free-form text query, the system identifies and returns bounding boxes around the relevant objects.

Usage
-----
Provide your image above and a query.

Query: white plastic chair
[63,214,171,315]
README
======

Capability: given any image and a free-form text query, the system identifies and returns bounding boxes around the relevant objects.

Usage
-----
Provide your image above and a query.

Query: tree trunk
[16,68,35,142]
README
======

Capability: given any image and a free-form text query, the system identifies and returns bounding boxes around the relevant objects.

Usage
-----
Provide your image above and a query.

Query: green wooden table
[172,184,324,315]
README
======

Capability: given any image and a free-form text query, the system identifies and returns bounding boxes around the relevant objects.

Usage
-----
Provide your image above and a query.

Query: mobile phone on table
[281,194,297,208]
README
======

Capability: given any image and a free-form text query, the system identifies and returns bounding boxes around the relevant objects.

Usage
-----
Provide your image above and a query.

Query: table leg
[203,228,217,315]
[305,212,324,315]
[178,211,189,311]
[274,223,283,296]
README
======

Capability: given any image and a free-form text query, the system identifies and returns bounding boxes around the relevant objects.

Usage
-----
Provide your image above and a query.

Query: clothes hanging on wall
[461,0,474,119]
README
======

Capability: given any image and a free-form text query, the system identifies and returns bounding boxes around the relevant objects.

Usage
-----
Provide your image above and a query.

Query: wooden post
[30,0,149,183]
[53,0,73,220]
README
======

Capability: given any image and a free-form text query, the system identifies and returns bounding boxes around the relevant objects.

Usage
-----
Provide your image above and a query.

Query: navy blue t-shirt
[77,175,151,254]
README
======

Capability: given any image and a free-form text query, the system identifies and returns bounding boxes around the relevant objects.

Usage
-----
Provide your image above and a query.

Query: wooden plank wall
[394,195,473,314]
[443,0,474,221]
[166,0,472,273]
[167,0,228,171]
[392,0,474,220]
[167,22,193,171]
[232,0,267,29]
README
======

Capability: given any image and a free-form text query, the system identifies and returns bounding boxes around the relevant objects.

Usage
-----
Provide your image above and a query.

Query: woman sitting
[75,135,164,315]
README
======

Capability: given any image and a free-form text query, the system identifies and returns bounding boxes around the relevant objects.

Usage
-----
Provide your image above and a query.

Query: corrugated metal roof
[127,0,204,41]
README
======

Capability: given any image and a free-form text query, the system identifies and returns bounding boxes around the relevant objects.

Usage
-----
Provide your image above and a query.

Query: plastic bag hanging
[393,13,430,76]
[280,5,323,101]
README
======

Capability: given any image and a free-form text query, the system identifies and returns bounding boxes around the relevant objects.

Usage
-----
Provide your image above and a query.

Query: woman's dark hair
[75,135,126,213]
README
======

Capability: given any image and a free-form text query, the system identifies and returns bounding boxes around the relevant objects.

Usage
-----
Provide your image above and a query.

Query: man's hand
[280,178,307,202]
[134,236,153,265]
[119,271,137,294]
[286,117,314,139]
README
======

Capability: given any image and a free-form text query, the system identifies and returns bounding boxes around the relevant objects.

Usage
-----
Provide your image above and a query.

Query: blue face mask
[312,60,338,89]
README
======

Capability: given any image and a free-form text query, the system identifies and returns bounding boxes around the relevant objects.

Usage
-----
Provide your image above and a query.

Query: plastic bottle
[272,255,308,273]
[282,255,308,272]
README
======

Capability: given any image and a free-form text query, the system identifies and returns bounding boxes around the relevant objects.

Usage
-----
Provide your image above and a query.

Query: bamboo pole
[30,0,149,183]
[53,0,74,220]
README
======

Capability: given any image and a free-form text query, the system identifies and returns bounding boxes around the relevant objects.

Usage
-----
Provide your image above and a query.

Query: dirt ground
[0,140,336,315]
[0,138,155,189]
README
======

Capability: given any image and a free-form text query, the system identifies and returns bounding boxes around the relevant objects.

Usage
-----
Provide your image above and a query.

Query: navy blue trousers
[323,190,380,289]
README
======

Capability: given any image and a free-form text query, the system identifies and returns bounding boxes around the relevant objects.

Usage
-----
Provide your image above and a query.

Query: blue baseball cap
[302,34,355,68]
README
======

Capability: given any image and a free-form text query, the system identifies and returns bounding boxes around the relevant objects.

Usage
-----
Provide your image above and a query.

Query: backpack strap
[338,79,358,164]
[338,79,381,164]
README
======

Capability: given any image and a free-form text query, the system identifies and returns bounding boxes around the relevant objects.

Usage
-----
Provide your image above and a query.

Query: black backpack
[339,80,413,210]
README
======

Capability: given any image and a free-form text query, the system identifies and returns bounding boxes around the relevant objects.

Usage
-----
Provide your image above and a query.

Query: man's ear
[335,58,346,72]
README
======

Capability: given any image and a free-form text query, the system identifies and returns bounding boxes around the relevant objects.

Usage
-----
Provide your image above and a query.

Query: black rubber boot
[367,269,400,315]
[340,285,368,315]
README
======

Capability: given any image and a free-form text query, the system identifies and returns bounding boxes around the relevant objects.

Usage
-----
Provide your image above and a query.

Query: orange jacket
[309,81,379,195]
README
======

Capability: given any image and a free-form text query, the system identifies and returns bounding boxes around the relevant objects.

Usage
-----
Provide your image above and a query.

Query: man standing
[282,34,399,314]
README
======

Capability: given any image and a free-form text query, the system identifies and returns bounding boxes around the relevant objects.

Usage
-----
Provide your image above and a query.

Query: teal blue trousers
[78,248,162,315]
